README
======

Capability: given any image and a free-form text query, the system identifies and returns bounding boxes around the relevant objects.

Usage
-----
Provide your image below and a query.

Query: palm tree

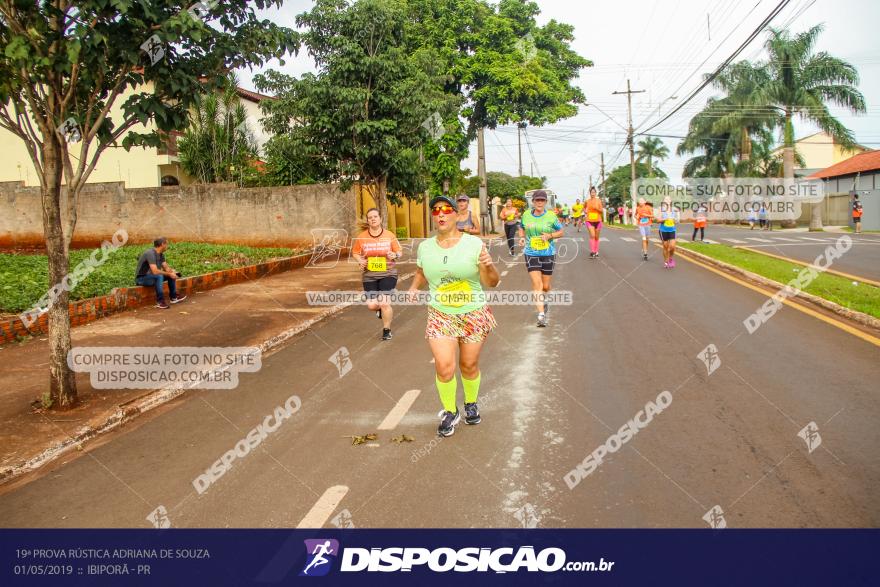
[178,73,258,184]
[636,137,669,177]
[755,25,866,229]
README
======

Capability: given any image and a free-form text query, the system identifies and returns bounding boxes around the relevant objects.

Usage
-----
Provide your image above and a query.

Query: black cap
[429,195,456,208]
[532,190,547,200]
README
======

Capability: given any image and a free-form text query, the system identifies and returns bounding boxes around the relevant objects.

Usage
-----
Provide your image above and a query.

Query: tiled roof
[806,150,880,179]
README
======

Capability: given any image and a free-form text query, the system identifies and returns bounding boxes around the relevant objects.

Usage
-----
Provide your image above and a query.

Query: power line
[637,0,793,137]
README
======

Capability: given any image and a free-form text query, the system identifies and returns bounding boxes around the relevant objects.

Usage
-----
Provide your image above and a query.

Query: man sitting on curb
[135,237,187,309]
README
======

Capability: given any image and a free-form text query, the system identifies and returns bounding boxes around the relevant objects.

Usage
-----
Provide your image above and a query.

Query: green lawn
[678,242,880,319]
[0,242,300,313]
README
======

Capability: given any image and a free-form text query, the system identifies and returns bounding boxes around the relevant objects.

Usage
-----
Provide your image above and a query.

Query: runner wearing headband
[408,195,499,437]
[519,190,564,327]
[657,196,679,269]
[585,187,604,259]
[351,208,402,340]
[635,198,653,260]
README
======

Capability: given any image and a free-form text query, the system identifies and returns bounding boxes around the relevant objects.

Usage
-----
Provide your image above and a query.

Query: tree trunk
[741,127,751,162]
[781,113,801,230]
[41,141,78,409]
[442,178,450,195]
[374,176,389,230]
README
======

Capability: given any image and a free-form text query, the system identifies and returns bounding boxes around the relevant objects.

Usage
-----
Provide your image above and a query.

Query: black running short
[525,254,555,275]
[363,276,398,298]
[659,231,676,242]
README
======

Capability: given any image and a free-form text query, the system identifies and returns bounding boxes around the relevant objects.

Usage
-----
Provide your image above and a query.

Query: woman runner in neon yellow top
[408,195,500,437]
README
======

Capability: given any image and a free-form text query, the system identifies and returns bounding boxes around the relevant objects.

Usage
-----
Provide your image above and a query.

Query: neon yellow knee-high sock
[462,372,481,404]
[436,375,458,413]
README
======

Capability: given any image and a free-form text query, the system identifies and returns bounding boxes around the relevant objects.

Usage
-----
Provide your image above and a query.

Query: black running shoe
[643,253,648,260]
[464,402,481,425]
[376,309,382,319]
[381,328,392,341]
[438,408,461,437]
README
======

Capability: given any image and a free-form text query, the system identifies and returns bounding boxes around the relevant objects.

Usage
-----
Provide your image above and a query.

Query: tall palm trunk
[781,112,801,229]
[740,127,752,162]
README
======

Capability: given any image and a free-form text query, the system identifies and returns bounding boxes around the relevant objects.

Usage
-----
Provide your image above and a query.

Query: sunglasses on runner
[432,205,455,216]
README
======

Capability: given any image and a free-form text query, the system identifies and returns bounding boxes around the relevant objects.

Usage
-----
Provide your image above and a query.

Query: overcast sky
[238,0,880,205]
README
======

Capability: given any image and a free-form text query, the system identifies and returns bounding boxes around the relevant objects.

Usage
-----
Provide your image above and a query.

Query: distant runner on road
[657,196,679,269]
[571,198,584,232]
[585,187,604,259]
[351,208,402,341]
[635,198,653,260]
[408,195,500,437]
[519,189,564,327]
[455,194,481,236]
[498,198,521,255]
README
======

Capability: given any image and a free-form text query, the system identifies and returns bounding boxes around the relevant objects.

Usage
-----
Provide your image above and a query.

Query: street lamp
[652,96,678,119]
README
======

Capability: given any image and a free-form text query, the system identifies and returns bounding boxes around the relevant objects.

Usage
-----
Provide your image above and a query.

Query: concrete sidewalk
[0,253,379,485]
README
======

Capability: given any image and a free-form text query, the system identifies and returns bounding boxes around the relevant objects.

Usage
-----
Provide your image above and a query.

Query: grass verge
[678,241,880,319]
[0,242,301,313]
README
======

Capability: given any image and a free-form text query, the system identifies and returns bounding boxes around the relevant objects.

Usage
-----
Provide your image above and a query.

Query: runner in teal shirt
[517,190,563,327]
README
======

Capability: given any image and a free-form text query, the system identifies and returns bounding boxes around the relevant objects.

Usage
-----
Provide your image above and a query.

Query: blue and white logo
[300,539,339,577]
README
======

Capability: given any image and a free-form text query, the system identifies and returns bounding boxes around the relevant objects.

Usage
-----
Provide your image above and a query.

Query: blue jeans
[136,274,177,302]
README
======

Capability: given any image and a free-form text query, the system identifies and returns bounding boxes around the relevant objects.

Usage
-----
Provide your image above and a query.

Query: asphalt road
[674,224,880,283]
[1,226,878,529]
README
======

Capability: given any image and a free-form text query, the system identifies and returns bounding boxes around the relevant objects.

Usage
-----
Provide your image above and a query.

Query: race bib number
[663,218,675,227]
[639,217,650,225]
[367,257,387,272]
[437,280,472,308]
[530,236,549,251]
[587,211,600,221]
[506,214,515,221]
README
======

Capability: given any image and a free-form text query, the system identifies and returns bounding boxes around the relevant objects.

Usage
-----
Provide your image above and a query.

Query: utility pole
[600,152,606,196]
[613,79,645,222]
[589,174,592,191]
[517,123,524,177]
[477,127,489,234]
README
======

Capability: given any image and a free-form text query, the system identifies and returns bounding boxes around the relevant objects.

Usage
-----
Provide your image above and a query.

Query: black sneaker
[381,328,392,341]
[537,312,547,327]
[464,402,481,425]
[438,409,461,437]
[642,253,648,260]
[376,309,382,319]
[156,301,170,309]
[170,295,187,304]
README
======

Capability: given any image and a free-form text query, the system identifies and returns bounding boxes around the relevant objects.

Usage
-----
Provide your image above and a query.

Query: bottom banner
[1,529,875,586]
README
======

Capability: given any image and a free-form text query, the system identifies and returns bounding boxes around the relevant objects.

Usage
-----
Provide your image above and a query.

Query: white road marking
[600,237,609,242]
[378,389,421,430]
[745,237,773,243]
[773,237,802,242]
[723,238,747,244]
[296,485,349,528]
[702,239,719,244]
[621,237,636,242]
[799,236,833,242]
[501,269,509,277]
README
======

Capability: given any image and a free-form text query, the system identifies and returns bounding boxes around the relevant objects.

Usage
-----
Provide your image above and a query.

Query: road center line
[296,485,350,528]
[378,389,421,430]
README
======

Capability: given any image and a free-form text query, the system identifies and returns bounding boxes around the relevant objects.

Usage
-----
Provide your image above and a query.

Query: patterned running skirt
[425,305,497,343]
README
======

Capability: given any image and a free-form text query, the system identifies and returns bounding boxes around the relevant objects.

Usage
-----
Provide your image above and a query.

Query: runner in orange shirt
[352,208,402,341]
[635,198,653,261]
[585,187,604,259]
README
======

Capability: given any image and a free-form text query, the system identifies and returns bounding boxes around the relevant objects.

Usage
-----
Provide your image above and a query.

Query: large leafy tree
[461,171,542,200]
[636,137,669,177]
[605,162,666,206]
[756,24,865,229]
[0,1,297,408]
[256,0,453,224]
